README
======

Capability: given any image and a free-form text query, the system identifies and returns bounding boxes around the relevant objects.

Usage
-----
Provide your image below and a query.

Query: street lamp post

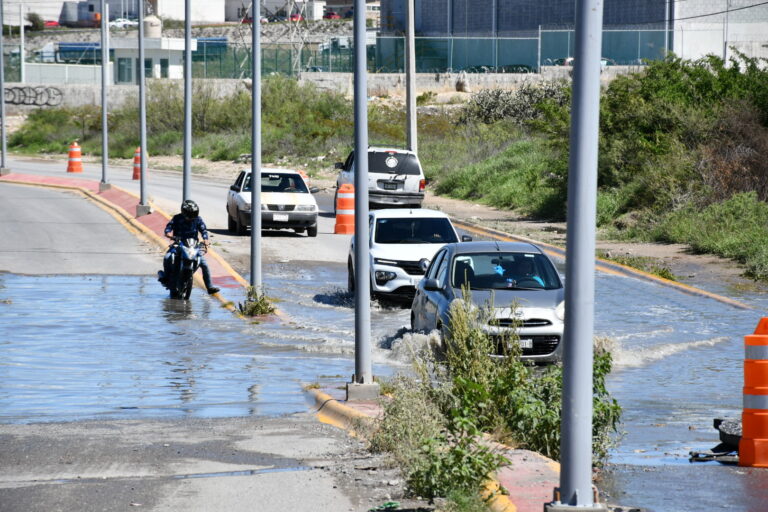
[250,1,262,289]
[347,0,379,402]
[545,0,607,510]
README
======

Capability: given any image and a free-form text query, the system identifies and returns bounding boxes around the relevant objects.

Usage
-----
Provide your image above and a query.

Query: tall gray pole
[347,0,378,402]
[0,0,7,171]
[18,3,23,83]
[546,0,605,510]
[137,0,149,213]
[250,1,262,289]
[100,1,109,188]
[664,0,669,57]
[723,0,730,62]
[405,0,416,153]
[183,0,192,201]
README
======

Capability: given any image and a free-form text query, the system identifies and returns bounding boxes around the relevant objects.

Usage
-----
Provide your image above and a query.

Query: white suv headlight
[555,301,565,321]
[296,204,316,212]
[243,202,251,212]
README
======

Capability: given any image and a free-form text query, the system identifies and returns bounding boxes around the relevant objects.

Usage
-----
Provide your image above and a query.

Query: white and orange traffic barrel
[66,141,83,173]
[740,317,768,467]
[334,184,355,235]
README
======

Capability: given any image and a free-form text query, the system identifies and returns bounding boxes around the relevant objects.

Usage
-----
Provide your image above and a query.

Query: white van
[335,147,426,210]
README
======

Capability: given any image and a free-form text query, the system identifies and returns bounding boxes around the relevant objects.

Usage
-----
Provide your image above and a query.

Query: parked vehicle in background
[226,169,319,237]
[44,20,60,27]
[335,147,426,210]
[411,241,565,363]
[347,209,470,301]
[323,11,341,19]
[109,18,137,28]
[289,13,304,21]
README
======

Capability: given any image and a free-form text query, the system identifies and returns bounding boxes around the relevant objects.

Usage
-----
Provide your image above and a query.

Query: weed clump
[237,286,275,316]
[369,291,621,503]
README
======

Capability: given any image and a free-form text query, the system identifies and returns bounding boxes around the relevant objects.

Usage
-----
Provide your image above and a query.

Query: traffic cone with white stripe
[334,184,355,234]
[66,141,83,173]
[132,147,142,180]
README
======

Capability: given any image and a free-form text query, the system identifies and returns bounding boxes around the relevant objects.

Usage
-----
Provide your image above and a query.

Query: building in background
[377,0,767,70]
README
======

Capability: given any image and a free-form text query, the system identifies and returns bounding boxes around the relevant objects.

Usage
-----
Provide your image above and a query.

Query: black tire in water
[307,224,318,237]
[347,261,355,293]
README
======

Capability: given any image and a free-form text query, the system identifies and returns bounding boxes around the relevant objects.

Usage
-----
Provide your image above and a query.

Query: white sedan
[226,169,319,237]
[109,18,138,28]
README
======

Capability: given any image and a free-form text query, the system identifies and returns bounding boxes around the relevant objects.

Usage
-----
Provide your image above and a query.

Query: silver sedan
[410,241,565,363]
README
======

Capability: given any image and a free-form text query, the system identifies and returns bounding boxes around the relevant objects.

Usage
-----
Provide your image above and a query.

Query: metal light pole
[405,0,416,153]
[136,0,150,216]
[347,0,378,402]
[545,0,606,511]
[100,1,110,190]
[664,0,669,57]
[18,3,23,83]
[723,0,731,62]
[250,1,262,289]
[183,0,192,200]
[0,0,7,173]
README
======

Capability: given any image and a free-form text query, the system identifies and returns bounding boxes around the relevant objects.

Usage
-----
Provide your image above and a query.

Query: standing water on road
[0,271,400,424]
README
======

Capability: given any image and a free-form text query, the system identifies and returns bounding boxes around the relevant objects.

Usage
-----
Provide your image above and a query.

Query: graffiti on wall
[4,86,64,106]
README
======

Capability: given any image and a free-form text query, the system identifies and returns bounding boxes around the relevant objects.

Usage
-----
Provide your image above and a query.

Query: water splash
[612,336,731,368]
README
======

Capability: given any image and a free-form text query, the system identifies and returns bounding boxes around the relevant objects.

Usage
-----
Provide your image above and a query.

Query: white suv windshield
[374,218,458,244]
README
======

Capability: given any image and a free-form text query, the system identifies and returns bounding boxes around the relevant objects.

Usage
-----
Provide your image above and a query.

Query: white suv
[348,209,471,301]
[335,147,426,210]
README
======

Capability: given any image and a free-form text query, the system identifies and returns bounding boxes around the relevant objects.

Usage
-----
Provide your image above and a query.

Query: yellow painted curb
[305,387,519,512]
[452,218,752,310]
[305,388,373,431]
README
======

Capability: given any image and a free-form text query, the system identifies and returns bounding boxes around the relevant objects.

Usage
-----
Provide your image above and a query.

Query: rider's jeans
[163,249,214,289]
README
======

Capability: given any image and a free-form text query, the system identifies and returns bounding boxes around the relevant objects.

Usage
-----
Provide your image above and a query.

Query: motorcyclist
[158,199,220,295]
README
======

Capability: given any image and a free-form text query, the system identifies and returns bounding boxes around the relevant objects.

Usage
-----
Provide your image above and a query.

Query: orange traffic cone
[66,141,83,173]
[334,184,355,234]
[132,147,142,180]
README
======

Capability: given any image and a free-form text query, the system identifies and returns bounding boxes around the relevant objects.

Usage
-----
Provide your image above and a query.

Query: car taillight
[419,179,426,192]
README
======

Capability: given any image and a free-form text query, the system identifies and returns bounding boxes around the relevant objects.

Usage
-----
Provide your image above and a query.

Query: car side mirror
[309,186,320,194]
[230,185,239,192]
[461,235,473,242]
[334,162,344,170]
[423,278,441,291]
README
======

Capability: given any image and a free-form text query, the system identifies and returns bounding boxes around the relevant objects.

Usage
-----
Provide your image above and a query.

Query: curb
[452,218,752,310]
[305,387,518,512]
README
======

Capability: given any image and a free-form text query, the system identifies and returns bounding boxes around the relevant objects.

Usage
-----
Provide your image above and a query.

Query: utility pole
[18,3,23,83]
[100,1,110,191]
[136,0,150,216]
[347,0,379,402]
[405,0,416,153]
[183,0,192,200]
[0,0,8,174]
[664,0,669,57]
[545,0,606,511]
[250,0,262,289]
[723,0,731,62]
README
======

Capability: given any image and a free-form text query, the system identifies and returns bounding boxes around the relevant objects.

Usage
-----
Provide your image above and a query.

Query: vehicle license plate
[383,182,398,190]
[519,338,533,349]
[272,213,289,222]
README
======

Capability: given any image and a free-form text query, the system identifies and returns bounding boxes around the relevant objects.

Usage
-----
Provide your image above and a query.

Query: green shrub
[459,81,569,125]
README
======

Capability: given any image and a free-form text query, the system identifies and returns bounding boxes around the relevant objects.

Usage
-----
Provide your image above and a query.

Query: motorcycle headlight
[296,204,316,212]
[555,300,565,321]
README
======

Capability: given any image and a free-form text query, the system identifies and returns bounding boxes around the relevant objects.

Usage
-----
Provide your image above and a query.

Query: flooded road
[0,268,404,424]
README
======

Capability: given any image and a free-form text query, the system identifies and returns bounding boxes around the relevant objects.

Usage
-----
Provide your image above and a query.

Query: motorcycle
[158,237,205,300]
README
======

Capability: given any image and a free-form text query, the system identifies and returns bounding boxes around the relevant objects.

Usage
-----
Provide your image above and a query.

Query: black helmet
[181,199,199,219]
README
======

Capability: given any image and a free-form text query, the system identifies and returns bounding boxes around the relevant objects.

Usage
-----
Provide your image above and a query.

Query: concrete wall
[1,78,251,114]
[298,66,643,96]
